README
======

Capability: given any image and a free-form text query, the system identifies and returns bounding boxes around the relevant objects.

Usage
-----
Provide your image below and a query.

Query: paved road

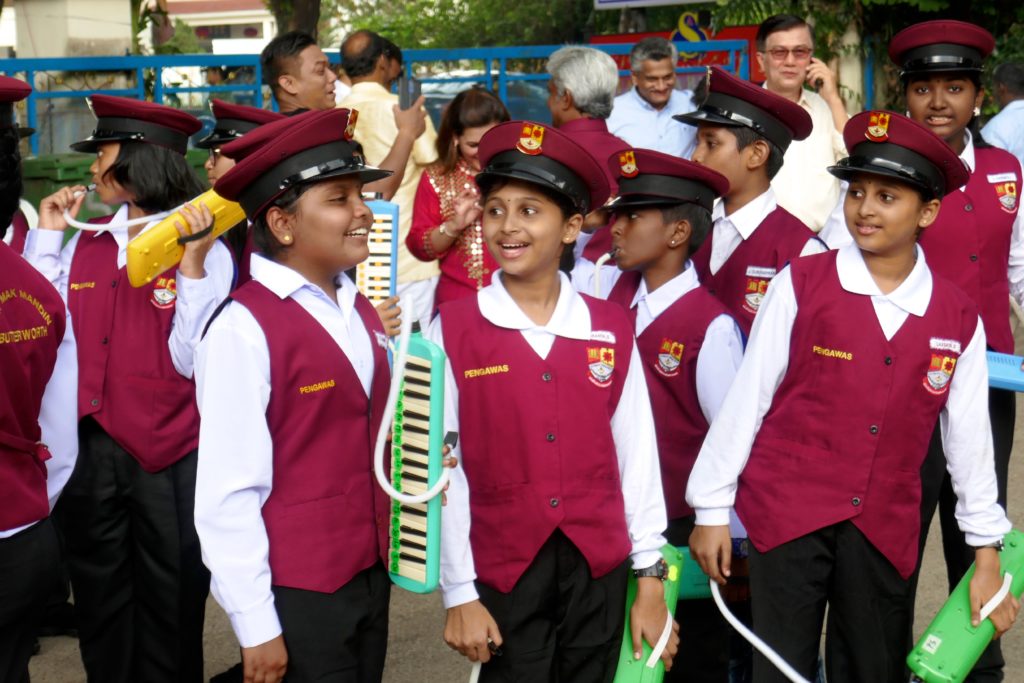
[30,348,1024,682]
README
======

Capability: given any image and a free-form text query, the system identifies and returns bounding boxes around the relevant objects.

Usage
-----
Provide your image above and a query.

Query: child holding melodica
[687,111,1018,683]
[430,121,677,681]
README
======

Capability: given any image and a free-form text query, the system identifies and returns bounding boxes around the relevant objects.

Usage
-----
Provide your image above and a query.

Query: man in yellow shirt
[340,30,440,326]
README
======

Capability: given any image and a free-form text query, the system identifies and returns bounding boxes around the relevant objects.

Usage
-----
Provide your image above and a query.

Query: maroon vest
[67,219,199,472]
[231,281,392,593]
[691,205,816,336]
[918,146,1020,353]
[735,251,978,578]
[7,210,28,254]
[0,243,66,529]
[440,292,635,592]
[608,271,728,520]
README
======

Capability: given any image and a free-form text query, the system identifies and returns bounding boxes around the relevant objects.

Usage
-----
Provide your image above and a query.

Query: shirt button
[869,425,879,435]
[884,356,892,365]
[970,254,979,262]
[549,497,559,508]
[542,372,552,382]
[852,497,862,507]
[546,433,556,442]
[90,398,99,407]
[964,204,973,212]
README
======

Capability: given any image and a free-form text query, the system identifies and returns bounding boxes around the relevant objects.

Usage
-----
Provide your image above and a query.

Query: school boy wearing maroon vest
[431,122,669,682]
[196,107,397,682]
[687,112,1011,683]
[675,66,824,337]
[21,95,233,683]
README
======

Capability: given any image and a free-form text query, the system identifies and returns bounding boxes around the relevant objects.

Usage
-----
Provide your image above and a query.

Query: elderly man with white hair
[546,45,630,261]
[607,36,697,159]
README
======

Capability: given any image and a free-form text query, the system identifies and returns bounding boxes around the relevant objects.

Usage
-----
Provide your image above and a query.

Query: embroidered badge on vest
[742,266,776,314]
[619,150,639,178]
[994,181,1018,213]
[374,330,388,349]
[656,337,685,377]
[587,346,615,387]
[866,112,890,142]
[923,338,961,396]
[516,123,545,156]
[150,276,177,309]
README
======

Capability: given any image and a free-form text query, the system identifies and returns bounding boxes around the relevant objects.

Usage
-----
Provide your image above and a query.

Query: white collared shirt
[193,255,377,648]
[631,265,744,423]
[770,87,847,231]
[981,99,1024,172]
[428,271,668,609]
[820,132,1024,312]
[22,204,234,378]
[686,244,1010,547]
[708,188,825,275]
[607,87,698,159]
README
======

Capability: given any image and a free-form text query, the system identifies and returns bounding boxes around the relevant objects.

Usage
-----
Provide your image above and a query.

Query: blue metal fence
[0,40,750,156]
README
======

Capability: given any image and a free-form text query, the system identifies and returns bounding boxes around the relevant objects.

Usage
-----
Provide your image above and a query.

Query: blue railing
[0,40,749,155]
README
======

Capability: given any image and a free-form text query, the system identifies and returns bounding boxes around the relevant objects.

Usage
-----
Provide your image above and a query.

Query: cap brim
[70,132,139,153]
[193,132,235,150]
[17,126,34,139]
[608,194,680,209]
[476,167,585,214]
[673,110,745,128]
[827,163,933,195]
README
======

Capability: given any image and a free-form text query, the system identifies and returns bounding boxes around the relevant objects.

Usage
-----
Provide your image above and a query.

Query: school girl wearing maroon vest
[0,242,65,680]
[440,293,635,592]
[690,206,816,336]
[608,271,725,521]
[228,279,392,592]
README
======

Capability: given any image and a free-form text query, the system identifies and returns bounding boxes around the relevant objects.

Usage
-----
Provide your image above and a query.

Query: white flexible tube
[373,300,452,504]
[60,185,173,232]
[710,581,811,683]
[644,609,675,668]
[469,662,481,683]
[592,250,615,298]
[979,572,1014,622]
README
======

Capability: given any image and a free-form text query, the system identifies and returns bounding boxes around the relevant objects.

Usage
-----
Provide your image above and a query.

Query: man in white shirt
[756,14,848,231]
[607,37,698,159]
[982,62,1024,171]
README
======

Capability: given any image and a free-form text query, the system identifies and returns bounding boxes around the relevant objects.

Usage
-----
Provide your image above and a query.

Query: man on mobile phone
[756,14,848,232]
[339,30,439,328]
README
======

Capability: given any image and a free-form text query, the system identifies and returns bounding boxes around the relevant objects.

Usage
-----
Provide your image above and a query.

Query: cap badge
[343,110,358,141]
[619,150,639,178]
[515,123,545,156]
[866,111,891,142]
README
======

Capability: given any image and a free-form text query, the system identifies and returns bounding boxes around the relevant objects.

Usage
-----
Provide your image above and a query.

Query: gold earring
[283,235,292,244]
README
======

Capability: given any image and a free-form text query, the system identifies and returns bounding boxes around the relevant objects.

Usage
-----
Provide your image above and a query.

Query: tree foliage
[264,0,323,38]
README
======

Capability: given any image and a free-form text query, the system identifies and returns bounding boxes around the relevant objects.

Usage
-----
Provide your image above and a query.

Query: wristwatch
[633,558,668,580]
[972,540,1005,552]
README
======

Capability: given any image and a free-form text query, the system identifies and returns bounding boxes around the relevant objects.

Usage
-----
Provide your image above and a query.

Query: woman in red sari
[407,88,509,307]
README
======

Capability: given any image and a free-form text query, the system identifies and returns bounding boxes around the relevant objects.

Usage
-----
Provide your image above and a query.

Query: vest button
[549,497,559,508]
[546,432,556,442]
[869,425,879,435]
[90,398,99,407]
[542,372,552,382]
[970,254,979,262]
[852,497,862,507]
[101,337,108,345]
[885,356,892,365]
[964,204,973,212]
[111,280,118,288]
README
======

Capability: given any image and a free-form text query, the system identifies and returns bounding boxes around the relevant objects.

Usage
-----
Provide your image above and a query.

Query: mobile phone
[397,75,421,110]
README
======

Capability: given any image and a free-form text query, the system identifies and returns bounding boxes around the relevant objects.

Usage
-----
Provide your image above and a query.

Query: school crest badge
[150,276,177,309]
[865,111,890,142]
[619,150,639,178]
[587,346,615,388]
[995,181,1018,213]
[516,123,545,156]
[742,266,776,315]
[656,337,685,377]
[344,110,358,141]
[924,353,957,396]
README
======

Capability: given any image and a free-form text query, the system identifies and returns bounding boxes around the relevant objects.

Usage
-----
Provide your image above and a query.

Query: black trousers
[57,418,208,683]
[663,516,730,683]
[747,521,913,683]
[914,387,1015,683]
[0,518,60,683]
[476,531,629,683]
[272,563,390,683]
